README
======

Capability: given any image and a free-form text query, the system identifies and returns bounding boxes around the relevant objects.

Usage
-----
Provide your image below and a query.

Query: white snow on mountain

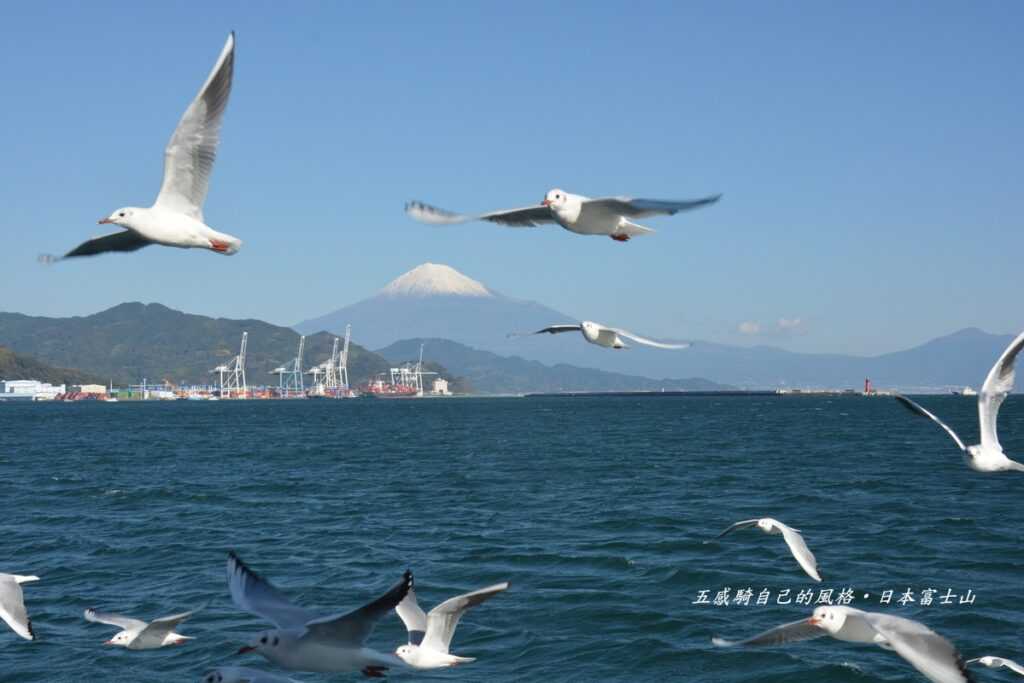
[379,263,493,298]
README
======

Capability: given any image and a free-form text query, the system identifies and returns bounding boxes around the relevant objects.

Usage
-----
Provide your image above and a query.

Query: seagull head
[756,519,775,532]
[541,188,569,210]
[395,643,421,665]
[237,629,287,657]
[580,320,601,342]
[104,630,132,647]
[99,207,137,227]
[808,606,847,634]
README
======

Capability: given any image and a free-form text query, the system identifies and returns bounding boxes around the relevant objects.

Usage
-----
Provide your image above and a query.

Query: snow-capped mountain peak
[379,263,493,298]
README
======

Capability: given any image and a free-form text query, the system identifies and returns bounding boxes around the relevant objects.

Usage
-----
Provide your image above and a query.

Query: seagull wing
[894,395,967,452]
[865,613,976,683]
[226,552,314,630]
[153,32,235,220]
[1000,658,1024,675]
[611,328,690,350]
[303,570,412,645]
[405,200,556,227]
[583,194,722,219]
[714,519,761,539]
[777,524,822,582]
[712,618,825,648]
[978,331,1024,451]
[84,608,146,632]
[395,584,428,645]
[136,608,197,641]
[0,577,34,641]
[422,582,509,654]
[41,230,153,263]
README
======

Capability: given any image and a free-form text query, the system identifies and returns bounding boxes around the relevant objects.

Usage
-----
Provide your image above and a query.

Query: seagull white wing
[83,608,147,632]
[894,395,967,451]
[965,657,1024,674]
[611,328,690,350]
[714,519,761,539]
[303,570,413,645]
[978,331,1024,451]
[153,32,235,220]
[405,200,557,227]
[422,582,509,654]
[865,613,975,683]
[136,608,197,641]
[395,584,428,645]
[582,194,722,219]
[226,552,314,630]
[777,524,822,582]
[712,618,825,648]
[201,666,303,683]
[0,577,34,641]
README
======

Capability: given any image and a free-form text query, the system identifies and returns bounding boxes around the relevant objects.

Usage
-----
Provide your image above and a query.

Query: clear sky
[1,1,1020,355]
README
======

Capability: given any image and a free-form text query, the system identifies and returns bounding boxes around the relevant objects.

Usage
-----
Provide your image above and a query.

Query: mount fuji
[295,263,573,352]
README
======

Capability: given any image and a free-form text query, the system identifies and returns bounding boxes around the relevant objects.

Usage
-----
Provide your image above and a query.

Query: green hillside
[0,347,104,386]
[0,303,392,386]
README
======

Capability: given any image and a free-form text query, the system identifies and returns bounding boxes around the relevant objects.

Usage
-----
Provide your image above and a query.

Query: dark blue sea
[2,396,1022,682]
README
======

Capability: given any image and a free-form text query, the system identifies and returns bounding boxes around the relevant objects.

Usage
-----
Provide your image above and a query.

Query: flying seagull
[965,656,1024,676]
[713,605,977,683]
[41,32,241,263]
[406,188,720,242]
[711,517,822,582]
[84,607,198,649]
[200,667,302,683]
[394,580,509,669]
[227,551,411,676]
[894,330,1024,472]
[0,573,39,641]
[512,321,689,350]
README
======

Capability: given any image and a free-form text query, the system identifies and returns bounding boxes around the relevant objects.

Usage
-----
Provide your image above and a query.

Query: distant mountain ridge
[295,262,1018,390]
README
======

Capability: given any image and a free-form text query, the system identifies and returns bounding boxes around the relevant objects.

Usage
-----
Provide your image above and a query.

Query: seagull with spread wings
[711,517,822,582]
[0,573,38,641]
[714,606,976,683]
[42,32,241,262]
[394,580,509,669]
[227,552,411,677]
[406,188,720,242]
[84,606,198,649]
[894,330,1024,472]
[512,320,689,350]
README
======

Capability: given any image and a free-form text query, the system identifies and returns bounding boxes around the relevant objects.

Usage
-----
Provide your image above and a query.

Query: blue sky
[0,1,1020,355]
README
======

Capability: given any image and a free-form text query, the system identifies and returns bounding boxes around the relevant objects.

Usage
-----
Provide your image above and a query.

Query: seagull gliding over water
[894,330,1024,473]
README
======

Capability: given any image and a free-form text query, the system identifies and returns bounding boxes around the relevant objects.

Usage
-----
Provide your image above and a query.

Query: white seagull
[200,667,301,683]
[394,580,509,669]
[713,518,822,582]
[84,606,198,649]
[965,656,1024,676]
[713,605,976,683]
[894,330,1024,473]
[406,188,720,242]
[0,573,39,641]
[228,551,411,677]
[513,321,689,350]
[42,32,241,262]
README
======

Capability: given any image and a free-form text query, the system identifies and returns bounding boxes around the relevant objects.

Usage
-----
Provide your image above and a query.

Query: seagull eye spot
[260,636,267,644]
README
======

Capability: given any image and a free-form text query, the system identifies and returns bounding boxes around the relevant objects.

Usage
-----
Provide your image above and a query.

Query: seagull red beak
[808,617,821,626]
[237,645,255,654]
[541,198,551,207]
[98,217,113,224]
[103,639,116,645]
